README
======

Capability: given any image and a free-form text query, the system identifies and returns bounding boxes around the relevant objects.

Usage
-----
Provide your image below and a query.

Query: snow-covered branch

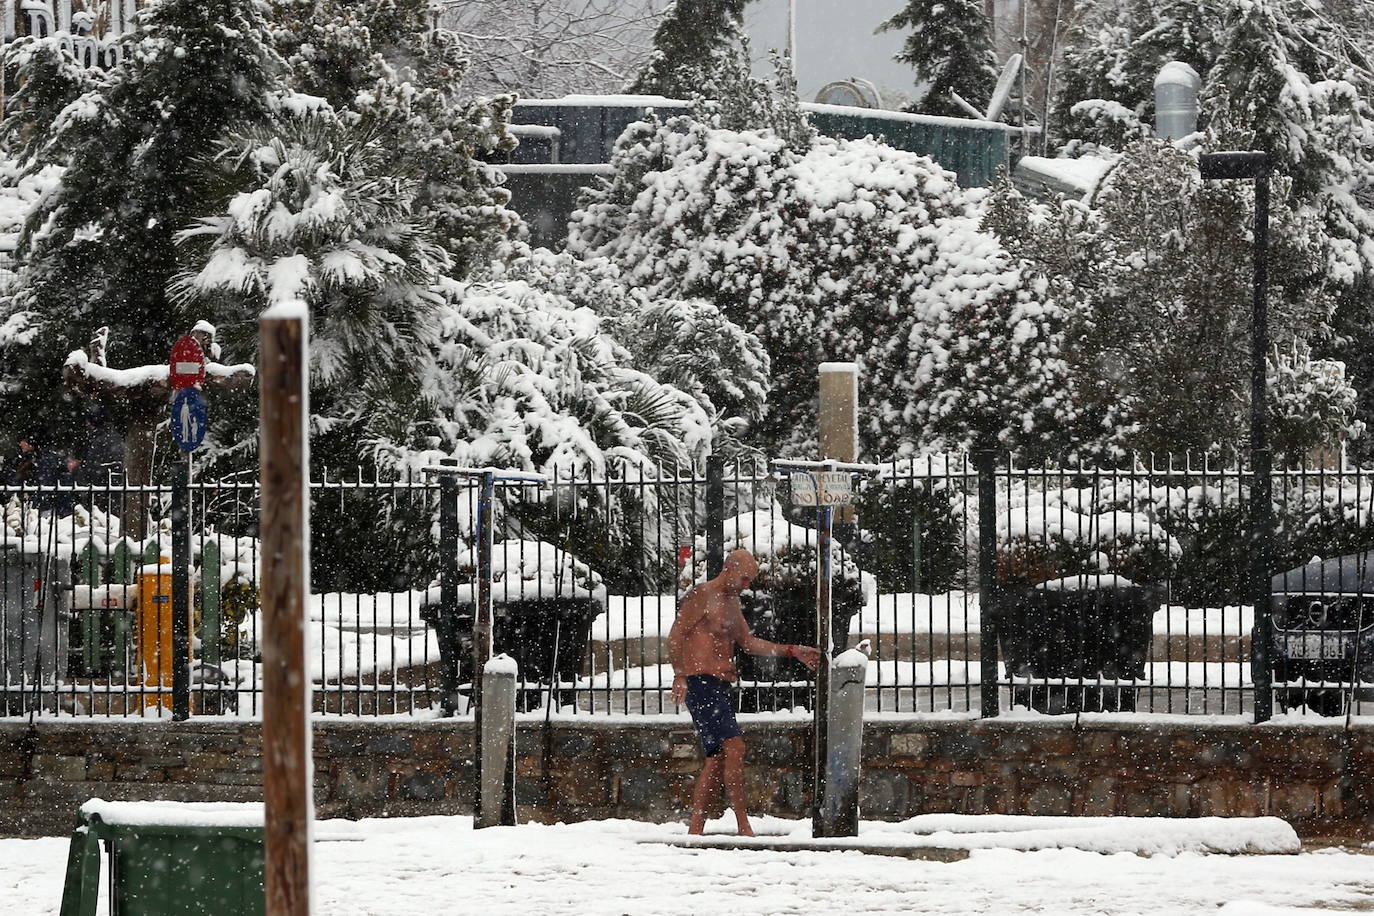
[439,0,669,97]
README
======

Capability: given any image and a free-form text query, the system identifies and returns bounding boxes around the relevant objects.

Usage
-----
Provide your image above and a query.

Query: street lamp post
[1198,150,1274,723]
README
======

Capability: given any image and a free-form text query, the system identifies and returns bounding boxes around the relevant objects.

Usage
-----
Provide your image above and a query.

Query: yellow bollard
[135,559,190,710]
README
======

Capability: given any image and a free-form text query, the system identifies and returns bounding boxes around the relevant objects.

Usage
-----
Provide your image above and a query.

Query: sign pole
[812,500,835,836]
[259,307,312,916]
[171,461,191,721]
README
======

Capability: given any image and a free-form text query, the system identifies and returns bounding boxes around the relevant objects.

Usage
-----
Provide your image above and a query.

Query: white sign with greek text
[790,471,852,507]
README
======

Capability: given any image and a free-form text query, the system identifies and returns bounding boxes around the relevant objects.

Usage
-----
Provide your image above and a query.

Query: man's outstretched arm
[732,608,823,670]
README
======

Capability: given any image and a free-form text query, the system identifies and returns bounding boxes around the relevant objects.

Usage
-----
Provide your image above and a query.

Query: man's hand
[791,645,824,671]
[671,674,687,705]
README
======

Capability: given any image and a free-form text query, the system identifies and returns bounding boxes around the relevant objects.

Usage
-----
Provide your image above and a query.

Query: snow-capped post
[1198,150,1275,724]
[421,465,546,824]
[975,447,1000,719]
[821,642,870,836]
[818,362,858,524]
[258,302,313,916]
[477,654,518,830]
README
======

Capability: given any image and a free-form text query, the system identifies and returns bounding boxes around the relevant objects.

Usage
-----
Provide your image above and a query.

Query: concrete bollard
[476,654,517,829]
[818,644,869,837]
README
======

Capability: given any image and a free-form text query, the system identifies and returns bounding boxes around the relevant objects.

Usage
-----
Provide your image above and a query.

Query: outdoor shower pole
[1199,151,1274,723]
[813,502,834,837]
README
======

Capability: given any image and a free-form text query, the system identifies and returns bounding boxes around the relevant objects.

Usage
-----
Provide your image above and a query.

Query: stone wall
[3,717,1371,840]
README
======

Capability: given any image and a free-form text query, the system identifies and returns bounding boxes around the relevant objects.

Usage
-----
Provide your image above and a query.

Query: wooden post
[259,306,312,916]
[818,363,858,523]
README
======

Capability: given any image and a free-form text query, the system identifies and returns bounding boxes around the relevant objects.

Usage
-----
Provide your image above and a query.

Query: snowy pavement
[6,813,1374,915]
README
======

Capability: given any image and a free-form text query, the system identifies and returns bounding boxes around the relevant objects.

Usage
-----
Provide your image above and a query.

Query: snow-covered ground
[6,812,1374,915]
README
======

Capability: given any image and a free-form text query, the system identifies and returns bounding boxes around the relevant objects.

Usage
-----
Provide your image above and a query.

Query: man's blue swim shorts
[684,674,742,757]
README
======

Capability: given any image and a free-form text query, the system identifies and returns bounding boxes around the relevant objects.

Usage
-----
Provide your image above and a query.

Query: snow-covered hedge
[569,113,1070,458]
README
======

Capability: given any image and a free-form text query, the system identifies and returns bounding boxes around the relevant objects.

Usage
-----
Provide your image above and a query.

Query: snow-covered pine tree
[629,0,750,97]
[272,0,520,278]
[984,139,1350,459]
[1201,0,1374,288]
[1,36,106,162]
[878,0,999,119]
[1,0,280,464]
[509,249,771,453]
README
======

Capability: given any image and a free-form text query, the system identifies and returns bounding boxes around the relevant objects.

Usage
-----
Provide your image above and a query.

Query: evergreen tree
[878,0,999,119]
[1202,0,1374,285]
[629,0,750,97]
[271,0,520,277]
[2,36,105,162]
[1053,0,1226,147]
[984,140,1352,460]
[1,0,280,463]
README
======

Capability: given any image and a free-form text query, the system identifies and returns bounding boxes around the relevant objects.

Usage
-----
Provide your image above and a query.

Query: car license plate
[1285,633,1348,660]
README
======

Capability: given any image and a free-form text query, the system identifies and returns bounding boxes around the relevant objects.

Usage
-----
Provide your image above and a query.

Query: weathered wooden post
[259,303,313,916]
[818,362,858,524]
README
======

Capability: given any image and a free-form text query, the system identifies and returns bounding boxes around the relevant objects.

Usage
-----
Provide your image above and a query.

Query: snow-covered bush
[364,276,712,476]
[1268,343,1363,460]
[682,502,875,605]
[456,538,606,603]
[983,140,1352,460]
[507,249,770,453]
[849,463,964,594]
[569,112,1068,458]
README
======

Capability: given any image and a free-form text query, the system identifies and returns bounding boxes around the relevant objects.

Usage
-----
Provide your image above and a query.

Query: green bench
[60,800,264,916]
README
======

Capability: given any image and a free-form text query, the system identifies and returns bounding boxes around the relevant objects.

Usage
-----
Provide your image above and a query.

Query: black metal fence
[3,453,1373,720]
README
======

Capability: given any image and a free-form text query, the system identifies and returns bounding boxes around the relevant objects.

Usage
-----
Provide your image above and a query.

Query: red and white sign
[169,336,206,389]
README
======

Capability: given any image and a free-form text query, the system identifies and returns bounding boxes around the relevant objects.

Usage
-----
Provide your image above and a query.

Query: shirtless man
[669,548,823,836]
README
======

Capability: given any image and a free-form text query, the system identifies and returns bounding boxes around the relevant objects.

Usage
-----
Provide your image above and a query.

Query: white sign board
[790,471,852,507]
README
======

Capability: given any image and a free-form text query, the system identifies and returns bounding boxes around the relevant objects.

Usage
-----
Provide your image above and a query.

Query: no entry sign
[169,335,206,389]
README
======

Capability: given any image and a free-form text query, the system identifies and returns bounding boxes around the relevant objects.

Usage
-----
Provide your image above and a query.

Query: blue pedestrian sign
[170,387,208,452]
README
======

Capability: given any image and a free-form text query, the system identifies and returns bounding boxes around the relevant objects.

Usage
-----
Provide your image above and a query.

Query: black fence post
[976,449,999,718]
[171,461,191,721]
[1251,448,1275,723]
[706,455,725,580]
[437,458,460,716]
